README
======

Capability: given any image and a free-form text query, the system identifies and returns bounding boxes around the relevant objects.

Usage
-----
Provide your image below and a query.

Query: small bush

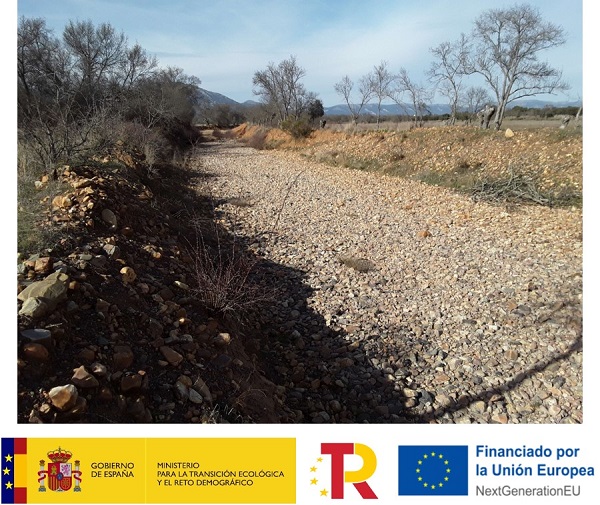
[188,225,275,319]
[118,122,170,169]
[244,128,269,150]
[280,119,313,139]
[17,176,67,256]
[314,150,339,165]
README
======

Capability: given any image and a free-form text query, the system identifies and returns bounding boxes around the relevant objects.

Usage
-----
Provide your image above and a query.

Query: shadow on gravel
[235,246,413,423]
[190,143,420,423]
[18,139,434,424]
[191,141,584,425]
[422,332,583,423]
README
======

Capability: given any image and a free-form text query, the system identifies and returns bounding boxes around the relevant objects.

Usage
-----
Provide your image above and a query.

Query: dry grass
[325,117,569,133]
[228,121,582,208]
[17,142,69,256]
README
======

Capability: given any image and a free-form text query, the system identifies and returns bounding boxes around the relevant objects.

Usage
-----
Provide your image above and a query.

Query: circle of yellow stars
[309,456,329,497]
[415,451,452,490]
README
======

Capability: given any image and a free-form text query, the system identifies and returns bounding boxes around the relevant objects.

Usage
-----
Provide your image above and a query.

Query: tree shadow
[416,327,583,423]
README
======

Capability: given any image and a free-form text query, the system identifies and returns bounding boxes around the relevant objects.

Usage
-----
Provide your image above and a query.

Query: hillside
[17,145,288,423]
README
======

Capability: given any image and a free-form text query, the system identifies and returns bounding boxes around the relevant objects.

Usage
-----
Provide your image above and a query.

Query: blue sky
[15,0,584,107]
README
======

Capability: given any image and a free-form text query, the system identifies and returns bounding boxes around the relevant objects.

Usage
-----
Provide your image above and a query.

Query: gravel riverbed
[195,141,583,424]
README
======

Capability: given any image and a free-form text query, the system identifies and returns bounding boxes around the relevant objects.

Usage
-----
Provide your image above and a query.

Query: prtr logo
[313,443,378,499]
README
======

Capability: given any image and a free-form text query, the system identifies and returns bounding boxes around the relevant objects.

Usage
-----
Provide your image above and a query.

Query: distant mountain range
[197,88,580,116]
[322,99,580,117]
[197,88,259,108]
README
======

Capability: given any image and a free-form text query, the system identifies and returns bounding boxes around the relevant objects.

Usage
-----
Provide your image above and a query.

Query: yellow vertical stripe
[15,454,27,487]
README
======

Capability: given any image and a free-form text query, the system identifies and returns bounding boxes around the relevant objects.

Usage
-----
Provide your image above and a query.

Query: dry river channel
[192,140,583,424]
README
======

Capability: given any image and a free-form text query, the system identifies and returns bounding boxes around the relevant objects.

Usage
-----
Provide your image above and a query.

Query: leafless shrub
[118,121,170,173]
[313,150,339,165]
[188,221,274,319]
[471,165,550,205]
[243,128,269,150]
[17,173,68,256]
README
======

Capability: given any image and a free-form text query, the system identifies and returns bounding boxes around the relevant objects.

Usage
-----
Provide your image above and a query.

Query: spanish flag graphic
[2,438,27,504]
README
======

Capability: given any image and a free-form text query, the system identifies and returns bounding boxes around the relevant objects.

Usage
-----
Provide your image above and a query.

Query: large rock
[22,343,50,362]
[48,384,78,411]
[160,346,184,366]
[71,366,100,388]
[34,257,53,274]
[52,195,73,209]
[120,374,143,393]
[20,328,52,348]
[101,209,118,227]
[18,297,50,318]
[120,266,136,284]
[17,272,69,311]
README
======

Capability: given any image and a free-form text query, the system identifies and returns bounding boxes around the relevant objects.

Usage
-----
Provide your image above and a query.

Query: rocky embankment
[17,152,290,424]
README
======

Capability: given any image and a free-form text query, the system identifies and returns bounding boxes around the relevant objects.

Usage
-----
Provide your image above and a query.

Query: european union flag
[2,438,27,504]
[398,445,468,496]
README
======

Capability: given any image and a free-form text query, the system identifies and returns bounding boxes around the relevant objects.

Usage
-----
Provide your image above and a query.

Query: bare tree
[427,34,470,125]
[127,66,200,128]
[118,43,158,90]
[333,74,373,124]
[18,17,108,166]
[461,86,492,124]
[18,16,200,169]
[18,18,69,124]
[62,19,127,105]
[390,68,432,127]
[368,61,395,128]
[467,4,569,130]
[252,55,312,123]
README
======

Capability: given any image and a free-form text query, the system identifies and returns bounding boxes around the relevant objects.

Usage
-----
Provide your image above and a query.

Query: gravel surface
[194,141,583,424]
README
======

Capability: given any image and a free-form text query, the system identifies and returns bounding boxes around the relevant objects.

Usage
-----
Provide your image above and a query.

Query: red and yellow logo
[309,443,377,499]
